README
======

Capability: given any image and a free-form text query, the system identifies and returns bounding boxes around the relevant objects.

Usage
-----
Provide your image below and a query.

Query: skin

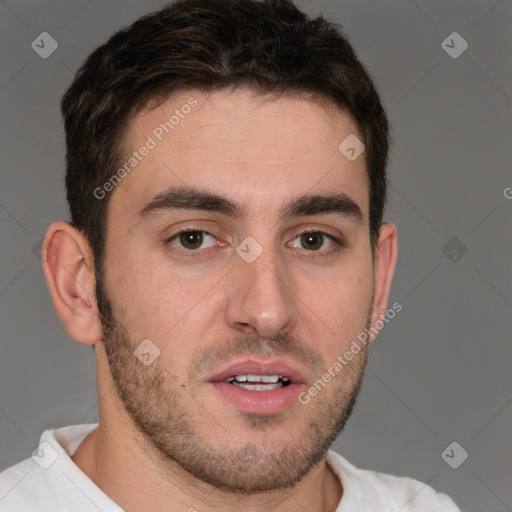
[42,88,397,512]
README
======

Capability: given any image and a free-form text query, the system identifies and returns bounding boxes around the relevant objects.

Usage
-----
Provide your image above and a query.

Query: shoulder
[327,450,461,511]
[0,424,121,512]
[0,457,58,511]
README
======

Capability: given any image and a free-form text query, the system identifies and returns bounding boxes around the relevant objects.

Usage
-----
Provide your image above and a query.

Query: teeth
[246,374,279,383]
[224,374,292,390]
[227,374,285,383]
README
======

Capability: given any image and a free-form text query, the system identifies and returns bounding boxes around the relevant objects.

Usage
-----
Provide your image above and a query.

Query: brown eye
[300,232,324,250]
[179,231,204,250]
[168,230,216,251]
[289,230,341,256]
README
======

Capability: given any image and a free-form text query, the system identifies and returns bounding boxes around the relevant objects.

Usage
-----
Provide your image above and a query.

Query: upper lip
[207,358,308,384]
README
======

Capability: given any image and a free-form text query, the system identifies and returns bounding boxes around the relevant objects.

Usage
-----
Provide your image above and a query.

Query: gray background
[1,1,511,510]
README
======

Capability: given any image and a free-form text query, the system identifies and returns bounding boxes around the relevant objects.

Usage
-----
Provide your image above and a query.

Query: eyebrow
[135,185,364,223]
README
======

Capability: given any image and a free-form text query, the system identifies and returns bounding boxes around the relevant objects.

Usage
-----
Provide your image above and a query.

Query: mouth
[207,359,307,415]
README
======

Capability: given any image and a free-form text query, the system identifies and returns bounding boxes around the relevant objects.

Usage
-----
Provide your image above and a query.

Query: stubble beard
[95,270,369,494]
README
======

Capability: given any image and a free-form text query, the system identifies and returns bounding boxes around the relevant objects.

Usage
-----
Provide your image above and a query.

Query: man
[0,0,461,510]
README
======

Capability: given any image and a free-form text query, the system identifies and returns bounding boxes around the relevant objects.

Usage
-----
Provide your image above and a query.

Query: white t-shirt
[0,424,461,511]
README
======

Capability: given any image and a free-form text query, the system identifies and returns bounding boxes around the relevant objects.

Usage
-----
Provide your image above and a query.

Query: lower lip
[210,382,305,415]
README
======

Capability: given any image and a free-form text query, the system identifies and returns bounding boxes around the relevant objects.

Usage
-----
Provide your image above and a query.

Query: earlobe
[369,222,398,340]
[41,221,102,345]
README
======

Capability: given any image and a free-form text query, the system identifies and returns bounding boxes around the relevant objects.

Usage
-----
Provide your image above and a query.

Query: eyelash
[165,229,344,259]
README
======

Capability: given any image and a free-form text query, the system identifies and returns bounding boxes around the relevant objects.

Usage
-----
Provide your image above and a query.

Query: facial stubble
[95,270,369,494]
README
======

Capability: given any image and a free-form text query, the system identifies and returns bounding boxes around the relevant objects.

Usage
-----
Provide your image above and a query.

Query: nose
[224,245,297,339]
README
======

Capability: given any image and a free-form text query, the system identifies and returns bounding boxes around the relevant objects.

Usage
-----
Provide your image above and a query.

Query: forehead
[112,88,369,221]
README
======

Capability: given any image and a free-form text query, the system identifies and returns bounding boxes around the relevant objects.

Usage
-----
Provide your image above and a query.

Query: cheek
[104,249,223,349]
[298,263,373,355]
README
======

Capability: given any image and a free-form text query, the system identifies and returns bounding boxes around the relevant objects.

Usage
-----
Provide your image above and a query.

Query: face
[98,89,376,493]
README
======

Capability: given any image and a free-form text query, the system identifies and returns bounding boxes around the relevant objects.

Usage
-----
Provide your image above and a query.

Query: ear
[369,222,398,341]
[41,221,102,345]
